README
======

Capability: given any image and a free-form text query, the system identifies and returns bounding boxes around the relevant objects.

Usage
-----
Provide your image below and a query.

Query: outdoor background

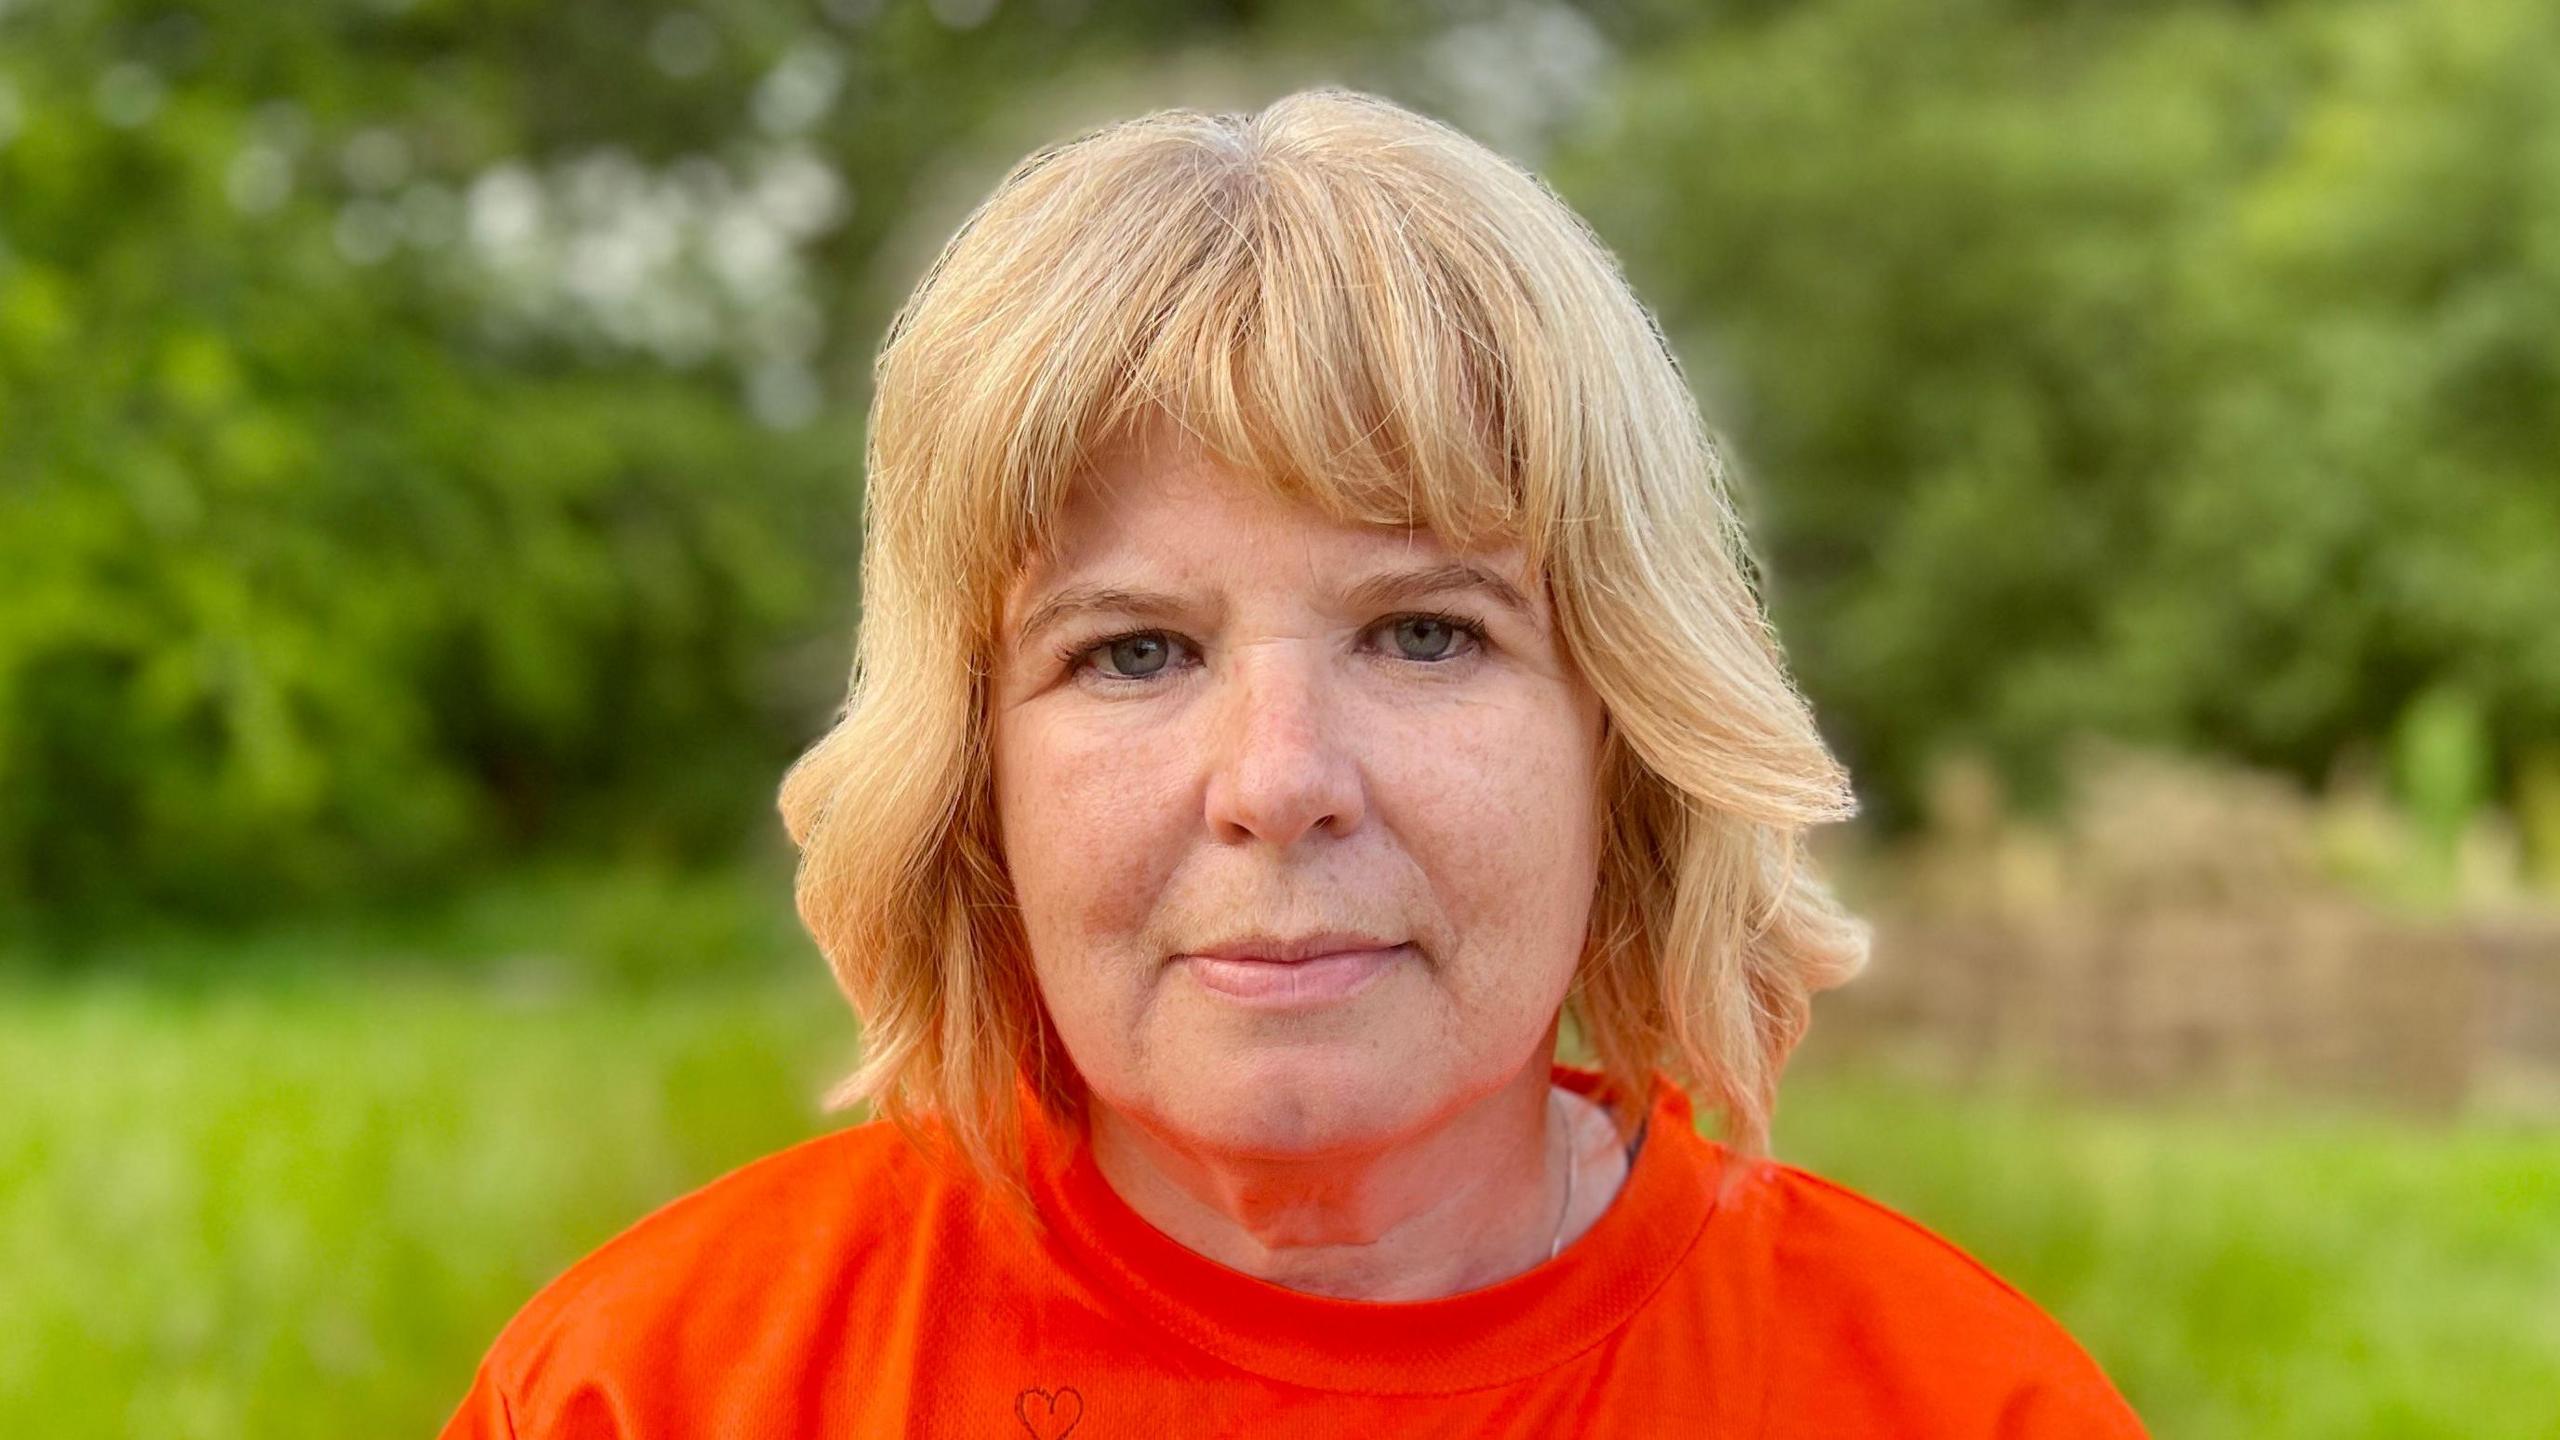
[5,0,2558,1435]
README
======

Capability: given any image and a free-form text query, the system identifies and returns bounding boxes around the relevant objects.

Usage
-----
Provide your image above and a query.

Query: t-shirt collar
[1019,1062,1733,1394]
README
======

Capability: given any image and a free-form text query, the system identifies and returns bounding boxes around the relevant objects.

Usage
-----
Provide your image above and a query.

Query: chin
[1152,1045,1435,1158]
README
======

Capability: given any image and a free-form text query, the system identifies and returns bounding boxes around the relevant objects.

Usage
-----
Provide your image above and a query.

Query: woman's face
[989,428,1609,1158]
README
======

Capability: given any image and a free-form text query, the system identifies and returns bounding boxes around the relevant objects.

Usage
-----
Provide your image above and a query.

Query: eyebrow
[1011,584,1182,654]
[1010,561,1536,653]
[1343,561,1534,620]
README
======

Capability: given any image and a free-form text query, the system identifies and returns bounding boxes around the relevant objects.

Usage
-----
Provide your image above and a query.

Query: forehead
[1007,433,1532,612]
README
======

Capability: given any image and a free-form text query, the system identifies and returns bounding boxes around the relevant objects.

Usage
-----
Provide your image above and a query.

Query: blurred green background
[4,0,2557,1435]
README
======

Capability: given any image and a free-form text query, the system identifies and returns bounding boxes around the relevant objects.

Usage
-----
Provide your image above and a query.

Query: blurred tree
[1,1,868,924]
[1558,0,2560,830]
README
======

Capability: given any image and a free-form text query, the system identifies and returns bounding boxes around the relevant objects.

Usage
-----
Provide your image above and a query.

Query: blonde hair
[778,87,1868,1207]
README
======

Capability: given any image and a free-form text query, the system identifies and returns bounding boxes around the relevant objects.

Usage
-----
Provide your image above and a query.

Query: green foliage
[1558,0,2560,828]
[0,3,869,923]
[2520,746,2560,889]
[2391,683,2491,892]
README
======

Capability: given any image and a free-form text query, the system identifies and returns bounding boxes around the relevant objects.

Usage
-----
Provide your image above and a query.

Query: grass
[1776,1073,2560,1438]
[0,966,852,1438]
[4,874,2555,1437]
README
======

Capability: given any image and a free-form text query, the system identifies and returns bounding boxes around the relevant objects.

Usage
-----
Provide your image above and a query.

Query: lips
[1176,939,1412,1006]
[1183,931,1406,966]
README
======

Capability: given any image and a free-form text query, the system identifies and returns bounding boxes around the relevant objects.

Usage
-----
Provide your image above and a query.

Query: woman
[441,89,2145,1437]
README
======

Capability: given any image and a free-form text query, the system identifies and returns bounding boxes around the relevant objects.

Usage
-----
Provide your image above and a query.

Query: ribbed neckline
[1021,1063,1732,1395]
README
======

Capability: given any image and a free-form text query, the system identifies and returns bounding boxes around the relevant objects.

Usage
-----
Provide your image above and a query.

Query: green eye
[1387,616,1466,661]
[1101,633,1174,677]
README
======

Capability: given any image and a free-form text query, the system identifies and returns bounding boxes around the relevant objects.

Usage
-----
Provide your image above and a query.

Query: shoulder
[469,1120,971,1423]
[1751,1159,2077,1344]
[1731,1158,2147,1438]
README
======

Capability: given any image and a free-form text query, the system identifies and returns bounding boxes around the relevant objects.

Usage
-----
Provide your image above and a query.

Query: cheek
[993,711,1190,981]
[1391,695,1604,992]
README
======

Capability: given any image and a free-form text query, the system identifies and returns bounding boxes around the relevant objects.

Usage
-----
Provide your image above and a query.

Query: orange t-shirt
[439,1064,2145,1437]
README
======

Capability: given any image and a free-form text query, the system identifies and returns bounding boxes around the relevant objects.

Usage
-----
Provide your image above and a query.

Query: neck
[1084,1059,1627,1301]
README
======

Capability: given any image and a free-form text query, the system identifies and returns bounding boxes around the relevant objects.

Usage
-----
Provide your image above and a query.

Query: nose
[1201,645,1367,848]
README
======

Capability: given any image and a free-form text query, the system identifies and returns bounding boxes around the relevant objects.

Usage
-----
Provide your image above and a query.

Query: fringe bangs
[872,101,1573,646]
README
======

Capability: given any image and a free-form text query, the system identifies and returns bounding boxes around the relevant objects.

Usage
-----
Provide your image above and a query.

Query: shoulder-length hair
[779,87,1868,1209]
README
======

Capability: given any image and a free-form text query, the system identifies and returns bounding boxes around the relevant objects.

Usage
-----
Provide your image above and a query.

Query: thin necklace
[1546,1087,1578,1262]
